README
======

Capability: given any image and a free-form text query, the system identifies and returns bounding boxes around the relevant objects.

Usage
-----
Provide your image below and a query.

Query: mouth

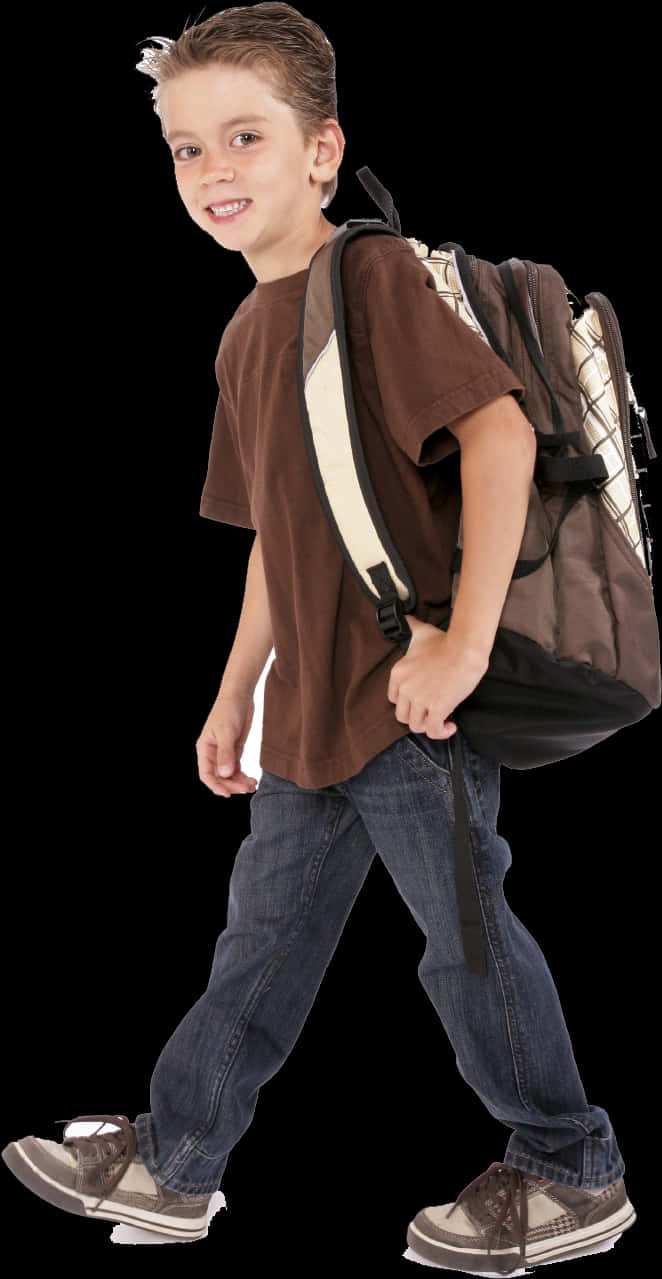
[206,199,252,225]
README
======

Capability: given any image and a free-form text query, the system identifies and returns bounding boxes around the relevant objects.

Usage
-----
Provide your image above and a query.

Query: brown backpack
[297,165,660,976]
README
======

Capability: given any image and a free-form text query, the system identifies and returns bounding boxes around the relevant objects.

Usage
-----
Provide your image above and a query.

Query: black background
[4,3,658,1270]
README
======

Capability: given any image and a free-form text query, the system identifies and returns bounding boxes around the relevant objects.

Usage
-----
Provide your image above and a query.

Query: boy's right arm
[218,532,274,701]
[197,533,274,798]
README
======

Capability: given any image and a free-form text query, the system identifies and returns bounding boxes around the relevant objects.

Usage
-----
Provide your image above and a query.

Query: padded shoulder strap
[297,221,417,653]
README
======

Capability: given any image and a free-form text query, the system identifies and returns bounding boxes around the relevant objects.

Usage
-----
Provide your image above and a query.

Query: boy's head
[136,3,345,282]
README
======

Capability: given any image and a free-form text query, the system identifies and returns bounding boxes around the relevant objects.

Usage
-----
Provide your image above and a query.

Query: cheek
[176,176,200,216]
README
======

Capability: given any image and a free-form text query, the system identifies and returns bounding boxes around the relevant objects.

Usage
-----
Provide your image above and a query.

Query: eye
[173,133,258,161]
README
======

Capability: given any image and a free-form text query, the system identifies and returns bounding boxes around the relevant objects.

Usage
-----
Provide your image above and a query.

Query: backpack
[296,166,661,977]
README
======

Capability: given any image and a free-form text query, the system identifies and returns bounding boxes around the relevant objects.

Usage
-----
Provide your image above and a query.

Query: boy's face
[160,63,344,283]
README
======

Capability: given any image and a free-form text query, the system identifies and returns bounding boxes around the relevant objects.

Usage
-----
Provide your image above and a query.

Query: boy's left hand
[386,615,488,739]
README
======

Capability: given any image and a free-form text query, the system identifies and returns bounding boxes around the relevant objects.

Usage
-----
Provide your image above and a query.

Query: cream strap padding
[304,326,410,602]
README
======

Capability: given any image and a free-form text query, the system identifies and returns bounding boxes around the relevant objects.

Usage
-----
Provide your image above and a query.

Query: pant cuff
[504,1137,625,1189]
[133,1112,220,1197]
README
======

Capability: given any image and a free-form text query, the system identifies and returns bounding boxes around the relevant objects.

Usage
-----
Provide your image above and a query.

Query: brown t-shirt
[199,233,525,788]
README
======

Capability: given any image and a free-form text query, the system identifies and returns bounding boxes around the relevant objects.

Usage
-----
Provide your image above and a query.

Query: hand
[196,693,259,798]
[386,615,488,739]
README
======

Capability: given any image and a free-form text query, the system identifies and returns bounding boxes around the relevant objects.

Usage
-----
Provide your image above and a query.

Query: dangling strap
[450,732,488,977]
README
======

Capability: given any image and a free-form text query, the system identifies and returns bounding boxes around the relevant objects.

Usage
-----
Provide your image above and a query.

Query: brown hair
[135,3,341,209]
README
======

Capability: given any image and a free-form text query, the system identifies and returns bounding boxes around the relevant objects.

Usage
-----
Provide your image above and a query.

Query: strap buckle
[376,596,411,644]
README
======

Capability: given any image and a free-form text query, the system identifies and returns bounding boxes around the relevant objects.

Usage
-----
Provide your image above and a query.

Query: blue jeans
[134,725,624,1196]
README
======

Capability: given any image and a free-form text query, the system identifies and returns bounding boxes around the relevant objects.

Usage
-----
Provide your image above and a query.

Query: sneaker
[405,1160,636,1275]
[2,1113,213,1240]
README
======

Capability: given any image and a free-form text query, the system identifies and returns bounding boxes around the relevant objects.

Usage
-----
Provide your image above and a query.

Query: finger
[201,765,257,797]
[235,770,258,789]
[424,721,457,740]
[409,712,430,734]
[211,778,256,797]
[222,769,257,791]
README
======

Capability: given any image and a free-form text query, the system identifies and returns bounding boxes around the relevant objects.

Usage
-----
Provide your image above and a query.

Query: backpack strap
[355,165,402,233]
[450,731,489,977]
[299,218,418,649]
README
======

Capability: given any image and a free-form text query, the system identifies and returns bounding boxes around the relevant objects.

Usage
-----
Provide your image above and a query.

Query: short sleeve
[362,243,526,467]
[199,387,254,529]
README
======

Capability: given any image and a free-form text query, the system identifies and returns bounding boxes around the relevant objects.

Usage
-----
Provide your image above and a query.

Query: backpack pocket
[571,292,654,580]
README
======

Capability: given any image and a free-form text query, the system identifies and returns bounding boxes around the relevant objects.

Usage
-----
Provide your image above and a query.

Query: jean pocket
[402,730,453,781]
[404,730,501,830]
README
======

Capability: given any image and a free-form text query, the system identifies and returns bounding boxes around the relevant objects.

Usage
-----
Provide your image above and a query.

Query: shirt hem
[408,370,526,457]
[199,494,254,528]
[259,712,412,790]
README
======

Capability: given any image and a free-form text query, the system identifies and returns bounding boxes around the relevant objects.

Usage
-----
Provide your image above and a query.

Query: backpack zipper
[525,261,541,337]
[525,261,583,337]
[587,290,654,581]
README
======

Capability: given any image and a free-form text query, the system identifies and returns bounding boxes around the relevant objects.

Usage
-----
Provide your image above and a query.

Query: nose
[200,151,235,185]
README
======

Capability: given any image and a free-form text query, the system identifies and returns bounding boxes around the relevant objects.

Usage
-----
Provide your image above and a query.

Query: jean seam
[173,794,349,1176]
[462,737,534,1110]
[474,773,498,832]
[397,738,452,795]
[583,1135,625,1185]
[462,735,499,833]
[471,833,531,1111]
[137,1115,218,1195]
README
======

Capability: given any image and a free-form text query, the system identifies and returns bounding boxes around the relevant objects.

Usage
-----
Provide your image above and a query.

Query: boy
[2,5,635,1269]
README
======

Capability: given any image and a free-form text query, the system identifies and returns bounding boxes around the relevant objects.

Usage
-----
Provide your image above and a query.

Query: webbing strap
[451,482,591,579]
[450,733,488,978]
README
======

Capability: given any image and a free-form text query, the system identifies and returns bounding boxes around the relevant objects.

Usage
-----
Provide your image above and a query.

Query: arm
[218,533,275,700]
[444,393,537,664]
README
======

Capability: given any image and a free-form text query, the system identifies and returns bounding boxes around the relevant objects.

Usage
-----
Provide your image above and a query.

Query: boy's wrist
[443,627,492,672]
[218,682,256,702]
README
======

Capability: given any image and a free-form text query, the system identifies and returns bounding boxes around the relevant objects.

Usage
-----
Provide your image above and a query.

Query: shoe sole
[406,1198,636,1274]
[2,1141,209,1239]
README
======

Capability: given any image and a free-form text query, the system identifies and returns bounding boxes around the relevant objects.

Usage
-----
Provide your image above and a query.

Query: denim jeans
[134,725,625,1196]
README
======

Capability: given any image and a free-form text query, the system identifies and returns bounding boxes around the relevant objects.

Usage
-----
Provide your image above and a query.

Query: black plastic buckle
[376,596,411,644]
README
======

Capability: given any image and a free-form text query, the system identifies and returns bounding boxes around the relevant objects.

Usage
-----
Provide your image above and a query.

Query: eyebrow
[166,116,270,143]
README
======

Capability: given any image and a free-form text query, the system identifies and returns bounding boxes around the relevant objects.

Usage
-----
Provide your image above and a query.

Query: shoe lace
[53,1114,137,1209]
[446,1161,531,1264]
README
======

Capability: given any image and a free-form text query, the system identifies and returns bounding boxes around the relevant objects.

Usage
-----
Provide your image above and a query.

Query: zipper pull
[566,288,584,318]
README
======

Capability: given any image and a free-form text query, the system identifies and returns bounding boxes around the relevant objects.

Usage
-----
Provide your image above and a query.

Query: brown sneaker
[2,1114,213,1240]
[406,1160,636,1275]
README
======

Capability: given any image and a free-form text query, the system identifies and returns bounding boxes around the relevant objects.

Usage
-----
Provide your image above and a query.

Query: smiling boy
[2,4,634,1268]
[164,61,338,281]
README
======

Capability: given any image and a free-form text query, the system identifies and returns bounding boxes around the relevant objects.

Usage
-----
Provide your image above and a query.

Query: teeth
[210,200,250,215]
